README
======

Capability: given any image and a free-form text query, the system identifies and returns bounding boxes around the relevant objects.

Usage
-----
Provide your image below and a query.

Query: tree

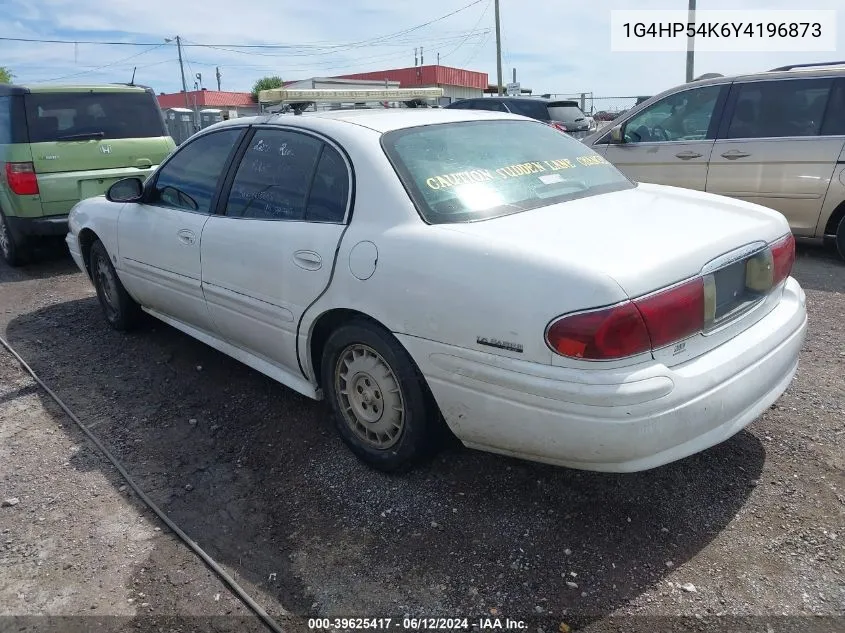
[251,75,283,101]
[0,67,13,84]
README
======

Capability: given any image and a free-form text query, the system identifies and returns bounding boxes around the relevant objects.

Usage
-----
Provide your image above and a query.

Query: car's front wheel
[89,239,141,331]
[321,320,442,472]
[0,209,27,267]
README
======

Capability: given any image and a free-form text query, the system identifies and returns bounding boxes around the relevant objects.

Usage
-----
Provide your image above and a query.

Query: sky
[1,0,843,111]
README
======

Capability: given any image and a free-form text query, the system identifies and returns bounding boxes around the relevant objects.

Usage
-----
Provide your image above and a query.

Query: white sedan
[66,108,807,473]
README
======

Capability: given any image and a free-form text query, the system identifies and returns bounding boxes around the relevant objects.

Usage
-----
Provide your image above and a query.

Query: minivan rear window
[382,119,634,224]
[24,92,167,143]
[547,102,585,123]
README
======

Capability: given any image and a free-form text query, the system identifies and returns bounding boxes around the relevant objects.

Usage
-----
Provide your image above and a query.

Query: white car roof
[269,108,524,133]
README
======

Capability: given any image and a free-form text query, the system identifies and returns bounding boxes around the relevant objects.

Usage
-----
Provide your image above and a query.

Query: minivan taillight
[770,233,795,286]
[549,121,568,133]
[547,277,706,360]
[4,162,39,196]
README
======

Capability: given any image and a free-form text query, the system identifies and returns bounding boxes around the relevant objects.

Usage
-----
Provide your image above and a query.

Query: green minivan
[0,83,176,265]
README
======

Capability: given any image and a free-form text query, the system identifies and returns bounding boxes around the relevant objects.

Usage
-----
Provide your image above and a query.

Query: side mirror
[106,177,144,203]
[609,124,624,144]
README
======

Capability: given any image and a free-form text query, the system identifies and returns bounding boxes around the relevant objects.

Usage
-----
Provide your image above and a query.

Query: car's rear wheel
[321,320,441,472]
[836,215,845,262]
[0,209,28,267]
[89,239,141,331]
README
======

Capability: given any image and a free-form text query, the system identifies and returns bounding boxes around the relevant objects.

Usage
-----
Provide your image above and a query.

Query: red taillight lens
[634,277,705,350]
[770,233,795,286]
[550,122,568,132]
[546,301,651,360]
[547,277,706,360]
[4,162,39,196]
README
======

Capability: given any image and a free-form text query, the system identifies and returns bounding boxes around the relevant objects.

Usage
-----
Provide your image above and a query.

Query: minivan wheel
[89,240,141,331]
[321,320,441,472]
[836,216,845,262]
[0,210,27,267]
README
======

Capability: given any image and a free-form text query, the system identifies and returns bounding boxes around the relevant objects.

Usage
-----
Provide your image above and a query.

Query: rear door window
[225,129,323,221]
[725,78,833,139]
[24,92,167,142]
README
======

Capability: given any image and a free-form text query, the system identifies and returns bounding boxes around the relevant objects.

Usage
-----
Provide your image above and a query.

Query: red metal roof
[157,90,255,109]
[334,65,487,90]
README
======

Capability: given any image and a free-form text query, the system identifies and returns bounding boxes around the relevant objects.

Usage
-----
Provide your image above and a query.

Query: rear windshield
[502,99,551,121]
[24,92,167,143]
[547,102,585,123]
[382,119,634,224]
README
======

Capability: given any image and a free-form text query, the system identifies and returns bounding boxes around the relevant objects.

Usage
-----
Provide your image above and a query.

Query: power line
[441,0,493,61]
[0,0,486,51]
[30,42,169,83]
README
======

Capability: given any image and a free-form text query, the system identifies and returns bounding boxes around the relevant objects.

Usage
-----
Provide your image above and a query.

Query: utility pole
[494,0,503,94]
[175,35,190,108]
[216,66,221,91]
[686,0,696,82]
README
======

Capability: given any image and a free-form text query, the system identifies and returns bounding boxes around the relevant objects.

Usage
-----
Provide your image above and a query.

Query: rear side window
[0,96,28,144]
[503,100,550,120]
[24,91,167,142]
[473,100,509,113]
[726,78,833,139]
[547,102,585,123]
[820,79,845,136]
[383,119,633,224]
[306,145,351,223]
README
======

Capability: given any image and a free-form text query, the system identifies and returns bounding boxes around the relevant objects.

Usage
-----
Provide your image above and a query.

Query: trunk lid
[437,182,793,364]
[437,182,789,299]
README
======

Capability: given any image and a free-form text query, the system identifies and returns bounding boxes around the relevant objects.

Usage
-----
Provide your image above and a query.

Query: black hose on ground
[0,335,287,633]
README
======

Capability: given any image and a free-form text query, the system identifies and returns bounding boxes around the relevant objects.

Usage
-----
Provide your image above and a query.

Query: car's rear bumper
[5,214,69,240]
[398,277,807,472]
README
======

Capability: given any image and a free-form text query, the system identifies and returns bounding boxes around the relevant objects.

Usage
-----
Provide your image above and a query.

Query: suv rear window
[502,100,551,121]
[547,101,585,123]
[24,92,167,143]
[382,119,634,224]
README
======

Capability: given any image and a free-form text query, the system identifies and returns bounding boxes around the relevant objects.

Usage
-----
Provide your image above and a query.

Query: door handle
[721,150,750,160]
[675,151,703,160]
[177,229,196,245]
[293,250,322,271]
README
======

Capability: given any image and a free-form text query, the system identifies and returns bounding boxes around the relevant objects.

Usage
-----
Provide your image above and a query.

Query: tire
[0,209,28,267]
[89,239,141,331]
[321,319,442,472]
[836,215,845,262]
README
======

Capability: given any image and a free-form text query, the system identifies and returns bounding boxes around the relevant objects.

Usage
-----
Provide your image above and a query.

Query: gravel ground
[0,244,843,633]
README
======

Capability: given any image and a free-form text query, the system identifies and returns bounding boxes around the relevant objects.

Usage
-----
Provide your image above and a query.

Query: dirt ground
[0,243,843,633]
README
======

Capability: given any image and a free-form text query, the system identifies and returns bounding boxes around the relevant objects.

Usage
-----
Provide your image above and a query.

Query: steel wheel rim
[95,253,119,319]
[0,218,10,258]
[334,343,405,450]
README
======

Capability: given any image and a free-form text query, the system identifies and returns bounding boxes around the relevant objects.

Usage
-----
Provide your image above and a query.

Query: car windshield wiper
[56,131,105,141]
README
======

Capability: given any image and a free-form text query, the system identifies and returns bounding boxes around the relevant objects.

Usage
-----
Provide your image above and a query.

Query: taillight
[770,233,795,286]
[547,277,705,360]
[4,162,39,196]
[549,122,568,133]
[634,277,705,350]
[546,302,651,360]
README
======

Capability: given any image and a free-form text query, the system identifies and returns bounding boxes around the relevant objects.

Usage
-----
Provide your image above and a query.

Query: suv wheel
[0,209,27,267]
